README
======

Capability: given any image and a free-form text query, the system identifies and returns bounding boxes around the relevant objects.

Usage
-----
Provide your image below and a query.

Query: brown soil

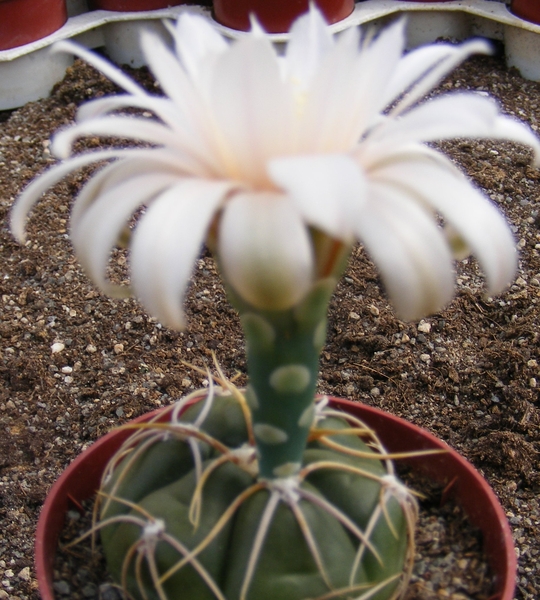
[0,45,539,600]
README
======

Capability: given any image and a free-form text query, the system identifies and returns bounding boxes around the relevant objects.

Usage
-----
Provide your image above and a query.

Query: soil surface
[0,42,539,600]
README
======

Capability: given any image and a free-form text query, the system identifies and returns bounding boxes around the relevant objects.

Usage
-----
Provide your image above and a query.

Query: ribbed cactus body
[100,393,411,600]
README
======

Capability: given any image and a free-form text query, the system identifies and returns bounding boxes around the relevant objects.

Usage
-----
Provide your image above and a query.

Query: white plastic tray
[1,0,539,110]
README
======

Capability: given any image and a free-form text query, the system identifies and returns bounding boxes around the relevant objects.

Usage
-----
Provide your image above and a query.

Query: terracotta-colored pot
[89,0,184,11]
[213,0,355,34]
[35,398,516,600]
[0,0,67,51]
[511,0,540,24]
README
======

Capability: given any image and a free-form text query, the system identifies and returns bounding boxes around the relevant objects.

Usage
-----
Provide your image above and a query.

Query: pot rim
[35,397,516,600]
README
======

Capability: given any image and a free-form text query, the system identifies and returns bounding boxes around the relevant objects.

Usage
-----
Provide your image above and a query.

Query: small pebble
[418,321,431,334]
[51,342,65,353]
[420,353,431,363]
[114,343,124,354]
[99,583,124,600]
[368,305,379,316]
[53,580,71,595]
[82,582,98,598]
[17,567,30,582]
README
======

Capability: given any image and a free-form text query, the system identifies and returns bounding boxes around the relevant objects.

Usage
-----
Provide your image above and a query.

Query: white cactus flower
[11,7,540,327]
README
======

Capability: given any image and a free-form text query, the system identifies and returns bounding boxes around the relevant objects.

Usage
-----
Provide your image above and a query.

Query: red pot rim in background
[35,398,516,600]
[0,0,67,51]
[510,0,540,25]
[89,0,185,11]
[213,0,355,34]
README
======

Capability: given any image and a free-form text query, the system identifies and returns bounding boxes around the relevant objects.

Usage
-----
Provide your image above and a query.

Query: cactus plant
[11,4,540,600]
[95,382,416,600]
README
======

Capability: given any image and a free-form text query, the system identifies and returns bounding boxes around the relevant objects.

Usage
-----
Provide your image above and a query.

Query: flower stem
[232,279,337,480]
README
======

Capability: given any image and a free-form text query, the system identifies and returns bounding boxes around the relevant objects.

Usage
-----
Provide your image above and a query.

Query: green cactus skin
[99,392,412,600]
[231,278,336,480]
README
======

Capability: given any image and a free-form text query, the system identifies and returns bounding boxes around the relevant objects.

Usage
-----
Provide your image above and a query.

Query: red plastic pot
[213,0,355,34]
[89,0,185,11]
[35,398,516,600]
[0,0,67,51]
[511,0,540,24]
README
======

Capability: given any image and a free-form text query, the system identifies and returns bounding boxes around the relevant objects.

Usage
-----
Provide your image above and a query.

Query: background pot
[0,0,67,51]
[511,0,540,24]
[89,0,184,11]
[35,398,516,600]
[213,0,355,33]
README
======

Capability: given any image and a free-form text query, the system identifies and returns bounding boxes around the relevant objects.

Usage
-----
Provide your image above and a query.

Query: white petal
[173,12,228,83]
[52,116,184,159]
[77,92,188,136]
[356,183,454,321]
[491,116,540,166]
[382,42,461,108]
[298,19,404,152]
[284,6,333,92]
[389,38,492,117]
[140,28,210,137]
[372,93,498,145]
[10,149,133,242]
[209,35,292,185]
[268,153,365,241]
[370,92,540,162]
[370,154,517,295]
[71,172,180,296]
[218,192,314,310]
[130,180,233,329]
[53,40,146,97]
[70,151,184,229]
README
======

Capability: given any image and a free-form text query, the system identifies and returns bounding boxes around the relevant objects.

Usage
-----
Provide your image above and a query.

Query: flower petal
[71,172,180,297]
[370,152,517,295]
[130,180,234,329]
[10,149,138,242]
[173,12,228,84]
[53,40,146,97]
[52,116,186,159]
[368,93,540,166]
[297,19,405,152]
[140,28,220,164]
[218,192,314,310]
[355,183,454,321]
[268,153,365,241]
[284,6,333,93]
[389,38,492,116]
[209,34,292,185]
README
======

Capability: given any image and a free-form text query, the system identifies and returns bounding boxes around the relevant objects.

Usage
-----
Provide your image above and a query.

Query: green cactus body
[233,278,335,480]
[100,391,413,600]
[98,280,413,600]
